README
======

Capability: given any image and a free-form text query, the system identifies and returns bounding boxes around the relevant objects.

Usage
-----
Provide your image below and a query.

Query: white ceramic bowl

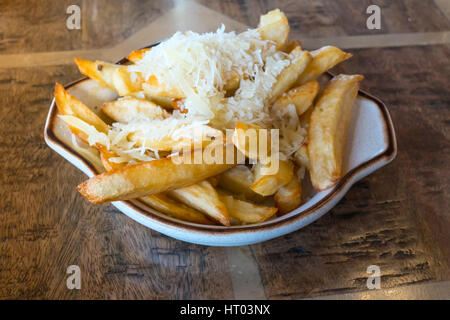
[45,65,397,246]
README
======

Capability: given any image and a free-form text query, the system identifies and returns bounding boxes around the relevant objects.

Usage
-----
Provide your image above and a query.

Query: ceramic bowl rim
[44,44,397,236]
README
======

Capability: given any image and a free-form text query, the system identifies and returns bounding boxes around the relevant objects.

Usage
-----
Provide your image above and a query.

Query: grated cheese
[127,26,291,129]
[69,25,309,162]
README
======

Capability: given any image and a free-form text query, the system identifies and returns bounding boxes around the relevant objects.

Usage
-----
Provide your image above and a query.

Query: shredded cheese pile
[128,26,292,129]
[66,25,308,162]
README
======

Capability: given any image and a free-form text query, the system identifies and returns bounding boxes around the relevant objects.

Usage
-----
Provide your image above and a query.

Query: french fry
[232,121,270,162]
[75,58,145,96]
[258,9,290,50]
[77,145,236,204]
[299,104,314,128]
[54,83,109,141]
[128,124,223,151]
[142,76,185,99]
[140,193,214,225]
[111,67,142,96]
[145,94,175,110]
[293,144,310,170]
[283,39,302,53]
[296,46,352,86]
[269,47,312,104]
[74,58,120,89]
[126,48,151,63]
[96,144,124,171]
[272,80,319,117]
[168,180,230,226]
[274,175,302,215]
[101,97,169,123]
[219,191,277,224]
[208,174,222,187]
[308,74,363,190]
[251,160,294,196]
[97,144,213,224]
[218,165,265,203]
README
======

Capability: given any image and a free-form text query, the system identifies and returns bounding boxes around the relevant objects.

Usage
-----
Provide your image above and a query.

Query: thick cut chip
[274,176,302,215]
[251,160,294,196]
[111,67,142,96]
[126,48,151,63]
[223,72,241,94]
[146,94,175,110]
[219,192,277,224]
[101,97,169,123]
[232,121,271,162]
[54,83,109,141]
[219,165,265,203]
[140,194,214,225]
[142,76,185,99]
[128,124,223,152]
[283,40,302,53]
[308,74,363,190]
[258,9,290,50]
[96,145,212,225]
[272,80,319,117]
[269,47,312,104]
[96,144,124,171]
[77,146,236,204]
[168,180,230,226]
[293,144,310,170]
[74,58,120,89]
[296,46,352,86]
[75,58,144,96]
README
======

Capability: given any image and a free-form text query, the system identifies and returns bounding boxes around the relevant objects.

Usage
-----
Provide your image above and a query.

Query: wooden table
[0,0,449,299]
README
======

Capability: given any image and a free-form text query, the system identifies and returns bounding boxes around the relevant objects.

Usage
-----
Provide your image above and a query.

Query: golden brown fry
[232,121,270,162]
[274,175,302,215]
[296,46,352,86]
[308,74,363,190]
[269,47,312,104]
[96,144,124,171]
[272,80,319,117]
[74,58,120,89]
[77,145,236,204]
[251,160,294,196]
[97,145,213,224]
[168,180,230,226]
[101,97,169,123]
[218,165,265,203]
[299,104,314,128]
[75,58,144,96]
[112,67,142,96]
[126,48,151,63]
[54,83,109,141]
[140,193,214,225]
[293,144,310,170]
[128,124,223,152]
[219,192,277,224]
[258,9,290,50]
[142,75,185,99]
[208,174,222,187]
[283,40,302,53]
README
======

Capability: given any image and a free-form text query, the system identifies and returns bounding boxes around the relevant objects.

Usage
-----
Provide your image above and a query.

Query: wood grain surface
[0,0,449,299]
